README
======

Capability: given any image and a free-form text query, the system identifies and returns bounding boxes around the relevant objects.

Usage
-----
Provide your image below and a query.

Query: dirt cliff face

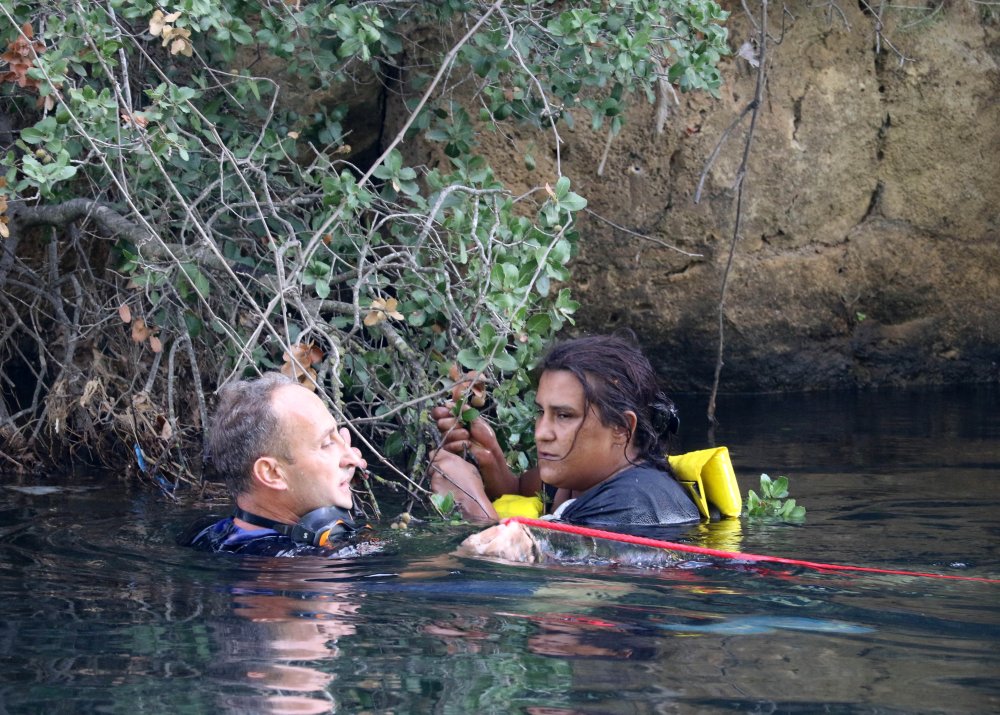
[445,3,1000,391]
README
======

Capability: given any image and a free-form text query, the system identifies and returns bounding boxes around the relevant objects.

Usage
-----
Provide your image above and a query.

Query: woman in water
[430,334,700,560]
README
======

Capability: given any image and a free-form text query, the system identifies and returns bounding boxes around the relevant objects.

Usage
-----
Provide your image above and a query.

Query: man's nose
[340,448,363,468]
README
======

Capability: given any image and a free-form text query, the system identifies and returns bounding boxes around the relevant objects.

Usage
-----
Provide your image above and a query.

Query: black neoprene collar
[233,506,331,545]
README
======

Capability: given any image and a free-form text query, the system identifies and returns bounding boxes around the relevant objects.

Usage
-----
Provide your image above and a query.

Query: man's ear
[251,455,288,491]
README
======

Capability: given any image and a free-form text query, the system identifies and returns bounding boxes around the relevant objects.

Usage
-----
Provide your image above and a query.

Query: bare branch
[707,0,771,428]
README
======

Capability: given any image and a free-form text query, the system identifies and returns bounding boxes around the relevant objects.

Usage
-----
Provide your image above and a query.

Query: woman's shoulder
[611,461,675,485]
[557,460,700,528]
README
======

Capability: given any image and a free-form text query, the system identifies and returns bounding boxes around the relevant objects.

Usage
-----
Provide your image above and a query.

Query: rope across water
[505,517,1000,584]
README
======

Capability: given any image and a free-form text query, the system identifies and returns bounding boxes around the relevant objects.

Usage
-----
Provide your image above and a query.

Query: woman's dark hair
[536,333,679,469]
[206,372,297,499]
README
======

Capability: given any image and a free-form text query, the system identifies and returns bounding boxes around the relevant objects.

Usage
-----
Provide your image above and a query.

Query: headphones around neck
[234,505,371,547]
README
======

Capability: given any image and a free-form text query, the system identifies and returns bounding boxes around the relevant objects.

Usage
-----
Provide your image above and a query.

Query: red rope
[505,517,1000,584]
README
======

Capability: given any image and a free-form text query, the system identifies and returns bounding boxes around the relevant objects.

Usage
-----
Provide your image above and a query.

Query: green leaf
[526,313,551,335]
[554,175,571,200]
[182,264,211,298]
[491,351,518,372]
[49,165,78,182]
[430,491,455,515]
[20,127,50,145]
[461,407,480,423]
[559,191,587,212]
[456,348,487,371]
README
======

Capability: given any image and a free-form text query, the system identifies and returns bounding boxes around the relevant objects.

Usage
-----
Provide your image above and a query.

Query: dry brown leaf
[131,317,152,343]
[282,342,322,366]
[544,182,556,199]
[365,297,404,326]
[163,10,182,22]
[449,363,488,408]
[121,112,149,129]
[148,10,167,37]
[280,342,322,391]
[80,378,101,408]
[160,419,173,440]
[170,36,193,57]
[1,188,9,240]
[118,303,132,323]
[385,298,403,320]
[280,362,318,391]
[163,26,189,42]
[149,335,163,353]
[1,24,45,91]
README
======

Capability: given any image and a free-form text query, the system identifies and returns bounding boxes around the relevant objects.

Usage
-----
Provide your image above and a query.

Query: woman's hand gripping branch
[429,368,541,523]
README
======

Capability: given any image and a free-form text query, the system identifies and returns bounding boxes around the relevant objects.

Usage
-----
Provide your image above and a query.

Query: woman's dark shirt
[557,462,700,528]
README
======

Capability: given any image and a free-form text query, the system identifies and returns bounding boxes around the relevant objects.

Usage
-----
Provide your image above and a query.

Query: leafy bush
[0,1,729,506]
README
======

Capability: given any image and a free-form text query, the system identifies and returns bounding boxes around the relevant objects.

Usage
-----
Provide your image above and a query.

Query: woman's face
[533,369,631,493]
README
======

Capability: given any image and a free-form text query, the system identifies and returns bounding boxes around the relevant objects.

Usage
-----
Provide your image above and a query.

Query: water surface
[1,385,997,714]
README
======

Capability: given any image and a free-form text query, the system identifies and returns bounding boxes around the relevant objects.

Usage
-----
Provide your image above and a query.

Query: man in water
[186,372,370,555]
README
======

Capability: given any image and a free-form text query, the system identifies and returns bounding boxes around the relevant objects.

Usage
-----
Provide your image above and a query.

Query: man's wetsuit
[185,517,356,557]
[556,462,700,528]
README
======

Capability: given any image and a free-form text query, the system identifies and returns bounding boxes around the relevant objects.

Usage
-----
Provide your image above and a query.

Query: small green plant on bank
[745,474,806,521]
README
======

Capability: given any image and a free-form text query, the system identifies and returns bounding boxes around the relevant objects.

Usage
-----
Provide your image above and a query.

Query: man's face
[533,369,628,493]
[270,385,362,512]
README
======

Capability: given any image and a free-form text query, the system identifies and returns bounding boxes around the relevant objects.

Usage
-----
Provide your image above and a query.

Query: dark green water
[1,386,998,714]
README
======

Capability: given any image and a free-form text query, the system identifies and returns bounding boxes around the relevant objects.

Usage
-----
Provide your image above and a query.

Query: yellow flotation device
[492,447,742,521]
[492,493,544,519]
[669,446,742,520]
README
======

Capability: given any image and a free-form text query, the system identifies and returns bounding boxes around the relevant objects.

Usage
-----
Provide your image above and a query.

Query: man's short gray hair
[207,372,297,498]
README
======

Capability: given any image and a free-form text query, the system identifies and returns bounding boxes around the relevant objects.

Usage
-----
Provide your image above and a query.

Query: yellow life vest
[492,447,742,521]
[668,446,742,520]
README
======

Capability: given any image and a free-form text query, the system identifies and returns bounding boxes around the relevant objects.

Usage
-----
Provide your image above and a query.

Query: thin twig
[707,0,770,428]
[584,209,703,258]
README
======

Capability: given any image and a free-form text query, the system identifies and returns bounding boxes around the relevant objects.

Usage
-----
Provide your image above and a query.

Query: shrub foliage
[0,0,728,507]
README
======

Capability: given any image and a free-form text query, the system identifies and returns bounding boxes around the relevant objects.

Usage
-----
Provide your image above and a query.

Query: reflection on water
[0,385,998,714]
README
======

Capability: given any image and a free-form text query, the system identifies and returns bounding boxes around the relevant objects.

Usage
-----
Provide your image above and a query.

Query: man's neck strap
[233,505,363,547]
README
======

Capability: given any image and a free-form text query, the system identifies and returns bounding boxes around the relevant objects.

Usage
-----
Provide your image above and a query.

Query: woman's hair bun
[651,394,680,436]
